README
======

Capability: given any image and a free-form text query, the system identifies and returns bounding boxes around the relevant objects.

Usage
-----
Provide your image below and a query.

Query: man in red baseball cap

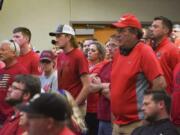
[110,13,166,135]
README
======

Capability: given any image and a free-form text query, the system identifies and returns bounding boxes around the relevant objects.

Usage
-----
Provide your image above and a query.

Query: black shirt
[131,119,179,135]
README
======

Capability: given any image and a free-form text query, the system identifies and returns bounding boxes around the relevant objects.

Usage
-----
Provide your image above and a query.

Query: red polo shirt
[154,37,180,95]
[111,42,163,125]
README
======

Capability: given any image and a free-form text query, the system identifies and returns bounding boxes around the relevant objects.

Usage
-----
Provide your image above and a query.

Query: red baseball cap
[112,13,142,29]
[40,50,55,62]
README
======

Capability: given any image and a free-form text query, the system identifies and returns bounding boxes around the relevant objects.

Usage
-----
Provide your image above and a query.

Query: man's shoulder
[132,120,180,135]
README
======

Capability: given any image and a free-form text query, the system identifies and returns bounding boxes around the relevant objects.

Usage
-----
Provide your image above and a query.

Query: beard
[5,98,22,106]
[145,111,159,123]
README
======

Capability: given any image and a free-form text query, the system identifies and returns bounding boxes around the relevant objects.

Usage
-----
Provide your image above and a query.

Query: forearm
[152,75,167,90]
[75,85,89,105]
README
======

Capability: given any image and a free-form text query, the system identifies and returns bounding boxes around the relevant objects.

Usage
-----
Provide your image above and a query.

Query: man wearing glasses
[0,74,41,135]
[0,40,28,125]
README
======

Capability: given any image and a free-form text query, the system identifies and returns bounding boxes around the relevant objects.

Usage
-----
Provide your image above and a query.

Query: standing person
[0,40,28,125]
[89,35,119,135]
[171,24,180,48]
[171,62,180,134]
[86,41,106,135]
[12,27,41,75]
[82,38,97,57]
[149,16,180,95]
[111,13,166,135]
[49,24,90,114]
[131,90,179,135]
[17,93,76,135]
[0,75,41,135]
[39,50,58,93]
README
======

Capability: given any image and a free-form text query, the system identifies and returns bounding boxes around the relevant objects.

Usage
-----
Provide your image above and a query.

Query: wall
[0,0,70,51]
[0,0,179,51]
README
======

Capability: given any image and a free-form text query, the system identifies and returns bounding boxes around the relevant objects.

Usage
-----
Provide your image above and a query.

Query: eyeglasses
[9,85,24,91]
[40,59,51,64]
[9,39,17,53]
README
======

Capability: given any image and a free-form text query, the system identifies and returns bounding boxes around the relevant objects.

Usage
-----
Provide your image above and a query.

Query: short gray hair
[0,40,20,56]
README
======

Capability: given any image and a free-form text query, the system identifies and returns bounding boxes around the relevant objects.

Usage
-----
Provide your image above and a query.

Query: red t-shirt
[154,37,180,95]
[59,126,75,135]
[57,49,89,100]
[0,62,28,124]
[17,50,41,75]
[111,42,163,125]
[87,61,104,113]
[97,61,112,121]
[0,112,24,135]
[171,63,180,126]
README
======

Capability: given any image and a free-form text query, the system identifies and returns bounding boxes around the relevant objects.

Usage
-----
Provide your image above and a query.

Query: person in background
[111,13,166,135]
[131,90,179,135]
[82,38,97,57]
[49,24,90,116]
[39,50,58,93]
[0,40,28,125]
[171,24,180,48]
[171,62,180,134]
[141,27,151,44]
[86,41,106,135]
[12,27,41,75]
[0,75,41,135]
[149,16,180,95]
[90,35,119,135]
[17,93,76,135]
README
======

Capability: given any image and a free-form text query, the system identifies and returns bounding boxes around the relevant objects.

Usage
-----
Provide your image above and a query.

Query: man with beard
[0,74,41,135]
[131,90,179,135]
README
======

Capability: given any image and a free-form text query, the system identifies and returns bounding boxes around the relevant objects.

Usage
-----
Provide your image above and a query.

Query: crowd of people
[0,13,180,135]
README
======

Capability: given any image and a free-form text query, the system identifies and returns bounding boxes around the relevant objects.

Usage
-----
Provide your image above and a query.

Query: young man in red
[12,27,41,75]
[0,75,41,135]
[49,24,90,115]
[0,40,28,125]
[111,13,166,135]
[150,16,180,95]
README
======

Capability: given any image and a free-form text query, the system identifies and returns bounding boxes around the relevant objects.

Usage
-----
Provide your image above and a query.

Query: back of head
[13,27,31,42]
[18,93,71,121]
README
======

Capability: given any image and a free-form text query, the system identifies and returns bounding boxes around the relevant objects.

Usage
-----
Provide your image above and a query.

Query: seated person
[131,90,179,135]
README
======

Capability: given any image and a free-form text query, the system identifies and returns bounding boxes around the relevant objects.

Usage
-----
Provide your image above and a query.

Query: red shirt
[59,126,75,135]
[57,49,89,100]
[171,63,180,126]
[97,61,112,121]
[154,37,180,95]
[17,50,41,75]
[87,62,104,113]
[0,112,24,135]
[111,42,163,125]
[0,62,28,124]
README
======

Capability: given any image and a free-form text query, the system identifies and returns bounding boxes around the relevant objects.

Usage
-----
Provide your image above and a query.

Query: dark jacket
[131,119,179,135]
